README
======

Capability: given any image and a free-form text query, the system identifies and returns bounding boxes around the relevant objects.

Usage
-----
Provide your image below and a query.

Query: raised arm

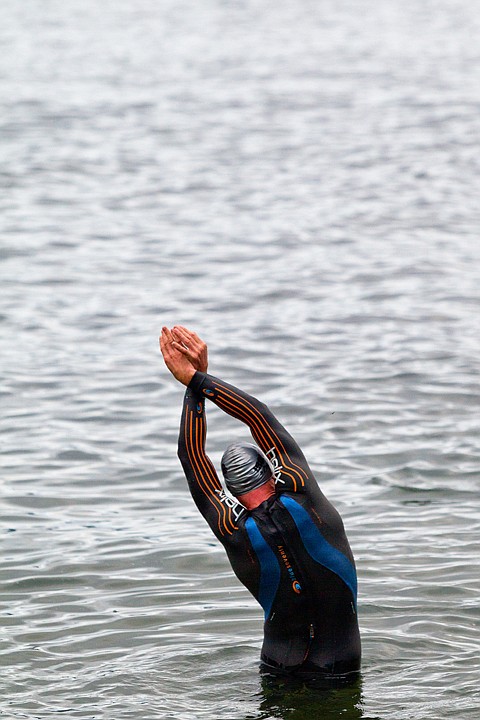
[187,371,317,495]
[177,386,244,539]
[160,326,245,540]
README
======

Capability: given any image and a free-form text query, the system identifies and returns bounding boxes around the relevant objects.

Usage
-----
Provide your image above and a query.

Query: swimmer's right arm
[176,385,241,538]
[160,326,242,538]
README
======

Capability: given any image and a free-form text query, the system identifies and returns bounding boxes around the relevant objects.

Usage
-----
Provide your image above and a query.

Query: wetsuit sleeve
[177,385,243,541]
[188,371,319,496]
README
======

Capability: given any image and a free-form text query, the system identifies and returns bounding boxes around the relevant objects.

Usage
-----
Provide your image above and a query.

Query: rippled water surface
[1,1,480,718]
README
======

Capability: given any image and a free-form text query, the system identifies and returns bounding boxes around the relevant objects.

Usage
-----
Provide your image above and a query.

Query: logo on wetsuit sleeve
[277,545,302,594]
[266,447,285,486]
[215,488,245,522]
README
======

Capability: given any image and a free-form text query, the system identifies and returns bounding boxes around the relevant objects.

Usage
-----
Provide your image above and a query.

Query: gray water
[1,0,480,718]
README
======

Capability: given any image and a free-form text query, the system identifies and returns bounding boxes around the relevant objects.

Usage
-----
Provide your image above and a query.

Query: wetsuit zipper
[302,623,315,662]
[269,503,318,664]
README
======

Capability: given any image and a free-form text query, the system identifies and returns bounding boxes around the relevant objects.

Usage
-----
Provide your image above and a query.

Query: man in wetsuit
[160,325,361,682]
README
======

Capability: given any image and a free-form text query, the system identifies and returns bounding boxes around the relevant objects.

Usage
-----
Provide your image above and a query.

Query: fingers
[174,326,204,345]
[160,326,176,360]
[160,326,207,374]
[171,341,191,357]
[170,326,191,356]
[162,326,173,343]
[173,326,206,356]
[159,327,168,352]
[172,325,198,348]
[172,325,193,337]
[159,328,166,355]
[171,343,200,374]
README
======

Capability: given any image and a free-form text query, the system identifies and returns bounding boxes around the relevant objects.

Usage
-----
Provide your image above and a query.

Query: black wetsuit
[178,371,361,680]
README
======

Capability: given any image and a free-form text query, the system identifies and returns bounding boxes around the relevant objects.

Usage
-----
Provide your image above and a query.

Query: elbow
[177,441,185,462]
[177,437,190,467]
[177,428,184,454]
[257,400,270,417]
[254,399,272,423]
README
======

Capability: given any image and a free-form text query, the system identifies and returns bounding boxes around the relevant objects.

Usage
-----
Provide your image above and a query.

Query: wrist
[188,370,207,394]
[181,367,196,386]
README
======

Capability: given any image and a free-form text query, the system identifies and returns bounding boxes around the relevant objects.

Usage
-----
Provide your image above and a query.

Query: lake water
[1,0,479,718]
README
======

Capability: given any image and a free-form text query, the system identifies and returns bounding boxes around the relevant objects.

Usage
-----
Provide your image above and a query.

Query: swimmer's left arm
[188,371,317,496]
[160,326,320,497]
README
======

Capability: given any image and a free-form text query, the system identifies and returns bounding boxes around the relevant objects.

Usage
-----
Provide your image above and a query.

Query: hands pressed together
[159,326,208,386]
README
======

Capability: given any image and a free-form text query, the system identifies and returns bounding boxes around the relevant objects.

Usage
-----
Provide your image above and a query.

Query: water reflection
[252,673,376,720]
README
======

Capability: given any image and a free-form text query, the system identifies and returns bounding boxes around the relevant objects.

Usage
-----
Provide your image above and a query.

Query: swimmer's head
[221,442,274,497]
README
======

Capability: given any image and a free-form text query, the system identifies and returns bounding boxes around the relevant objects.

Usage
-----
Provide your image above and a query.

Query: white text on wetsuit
[266,447,285,485]
[277,545,302,593]
[215,488,245,521]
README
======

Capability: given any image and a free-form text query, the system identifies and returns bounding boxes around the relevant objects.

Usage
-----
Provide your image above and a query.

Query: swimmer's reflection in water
[160,326,361,682]
[258,671,366,720]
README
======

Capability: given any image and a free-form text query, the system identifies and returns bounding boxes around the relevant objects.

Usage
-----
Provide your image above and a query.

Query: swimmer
[159,326,361,682]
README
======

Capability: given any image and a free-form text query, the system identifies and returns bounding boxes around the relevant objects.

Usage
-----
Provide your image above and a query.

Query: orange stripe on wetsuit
[214,391,301,491]
[213,384,308,491]
[183,408,224,535]
[193,412,238,535]
[184,406,237,536]
[212,382,309,485]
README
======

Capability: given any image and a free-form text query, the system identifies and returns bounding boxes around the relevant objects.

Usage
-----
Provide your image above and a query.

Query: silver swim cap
[221,442,274,497]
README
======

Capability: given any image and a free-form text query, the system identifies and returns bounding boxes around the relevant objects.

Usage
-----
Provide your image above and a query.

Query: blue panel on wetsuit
[245,517,281,619]
[280,496,358,607]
